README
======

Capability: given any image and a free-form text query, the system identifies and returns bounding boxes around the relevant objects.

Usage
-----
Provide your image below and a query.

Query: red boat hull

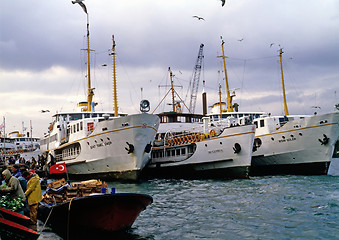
[0,218,39,240]
[38,193,153,238]
[0,207,31,227]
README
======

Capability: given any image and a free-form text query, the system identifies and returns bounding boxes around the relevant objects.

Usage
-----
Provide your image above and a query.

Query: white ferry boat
[208,41,339,175]
[40,5,159,181]
[144,68,255,179]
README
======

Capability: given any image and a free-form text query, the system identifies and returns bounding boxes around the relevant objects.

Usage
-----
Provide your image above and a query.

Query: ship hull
[251,112,339,176]
[42,113,159,181]
[145,124,255,179]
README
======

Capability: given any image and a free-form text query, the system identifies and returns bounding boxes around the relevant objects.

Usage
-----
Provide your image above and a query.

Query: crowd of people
[0,155,46,231]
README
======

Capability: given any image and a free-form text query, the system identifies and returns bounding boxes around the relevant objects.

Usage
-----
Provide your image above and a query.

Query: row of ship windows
[62,146,80,158]
[152,148,187,159]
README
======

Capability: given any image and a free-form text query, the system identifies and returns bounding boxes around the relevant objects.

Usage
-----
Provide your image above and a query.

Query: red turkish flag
[49,163,67,174]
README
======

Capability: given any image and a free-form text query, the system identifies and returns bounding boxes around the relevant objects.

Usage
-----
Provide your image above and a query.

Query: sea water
[38,174,339,240]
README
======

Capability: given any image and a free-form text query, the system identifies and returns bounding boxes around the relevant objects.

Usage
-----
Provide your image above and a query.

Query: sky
[1,0,339,137]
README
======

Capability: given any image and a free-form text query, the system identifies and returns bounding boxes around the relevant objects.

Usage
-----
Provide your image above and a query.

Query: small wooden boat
[0,218,40,240]
[38,193,153,239]
[0,207,31,227]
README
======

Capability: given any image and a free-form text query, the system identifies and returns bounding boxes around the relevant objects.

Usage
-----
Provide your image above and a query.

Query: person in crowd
[11,164,21,178]
[22,171,42,230]
[30,157,37,170]
[0,169,26,202]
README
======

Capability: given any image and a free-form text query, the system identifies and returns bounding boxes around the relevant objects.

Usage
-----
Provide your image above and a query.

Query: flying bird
[270,43,275,48]
[238,38,244,42]
[193,15,205,21]
[41,110,50,113]
[221,0,226,7]
[72,0,87,14]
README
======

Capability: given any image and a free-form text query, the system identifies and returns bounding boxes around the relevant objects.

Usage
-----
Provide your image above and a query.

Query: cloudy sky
[1,0,338,137]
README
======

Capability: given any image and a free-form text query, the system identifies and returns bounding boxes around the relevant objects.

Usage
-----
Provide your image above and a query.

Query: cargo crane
[187,44,204,114]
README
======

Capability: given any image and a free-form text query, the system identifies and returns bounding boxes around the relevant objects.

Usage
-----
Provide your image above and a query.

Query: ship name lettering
[208,149,223,154]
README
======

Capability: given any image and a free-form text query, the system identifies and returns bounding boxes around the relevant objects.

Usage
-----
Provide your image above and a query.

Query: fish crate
[47,178,66,189]
[42,193,66,204]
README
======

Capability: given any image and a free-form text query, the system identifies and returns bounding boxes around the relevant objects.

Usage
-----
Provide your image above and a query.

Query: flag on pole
[49,163,67,174]
[0,122,4,130]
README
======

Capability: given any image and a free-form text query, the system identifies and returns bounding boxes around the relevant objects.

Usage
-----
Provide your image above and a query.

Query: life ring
[210,129,216,137]
[191,134,196,142]
[168,139,173,146]
[187,135,191,143]
[196,134,201,142]
[181,136,186,144]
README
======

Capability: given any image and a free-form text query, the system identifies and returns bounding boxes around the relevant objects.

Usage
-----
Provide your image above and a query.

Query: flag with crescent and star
[49,162,67,174]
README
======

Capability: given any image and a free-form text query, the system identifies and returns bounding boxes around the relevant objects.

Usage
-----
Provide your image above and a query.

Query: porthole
[282,136,285,139]
[299,133,302,136]
[220,142,222,145]
[271,137,274,141]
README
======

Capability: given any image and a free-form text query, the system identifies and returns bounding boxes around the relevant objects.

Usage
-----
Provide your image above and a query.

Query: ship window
[77,123,79,132]
[172,150,175,156]
[254,121,258,128]
[84,114,90,118]
[181,148,186,155]
[260,120,265,127]
[80,122,83,130]
[176,149,180,155]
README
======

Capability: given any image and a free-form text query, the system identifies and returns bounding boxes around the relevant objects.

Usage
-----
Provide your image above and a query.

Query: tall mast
[111,35,118,117]
[30,120,33,152]
[220,36,234,112]
[86,14,94,112]
[169,67,176,112]
[73,1,93,112]
[219,83,222,119]
[279,47,289,116]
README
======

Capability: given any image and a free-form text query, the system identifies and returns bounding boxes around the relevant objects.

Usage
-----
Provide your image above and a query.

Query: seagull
[238,38,244,42]
[41,110,50,113]
[221,0,226,7]
[193,15,205,21]
[72,0,87,14]
[270,43,275,48]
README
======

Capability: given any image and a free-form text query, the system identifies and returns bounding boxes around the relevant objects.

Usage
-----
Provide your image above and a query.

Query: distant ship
[208,39,339,175]
[0,122,40,161]
[40,12,159,181]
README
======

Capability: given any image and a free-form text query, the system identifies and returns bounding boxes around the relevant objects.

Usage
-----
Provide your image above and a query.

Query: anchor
[318,134,329,145]
[125,142,135,154]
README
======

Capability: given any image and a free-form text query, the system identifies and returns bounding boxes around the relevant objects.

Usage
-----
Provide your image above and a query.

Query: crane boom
[188,44,204,114]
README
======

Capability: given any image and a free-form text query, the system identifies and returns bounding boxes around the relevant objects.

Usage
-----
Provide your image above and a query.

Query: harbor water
[38,174,339,240]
